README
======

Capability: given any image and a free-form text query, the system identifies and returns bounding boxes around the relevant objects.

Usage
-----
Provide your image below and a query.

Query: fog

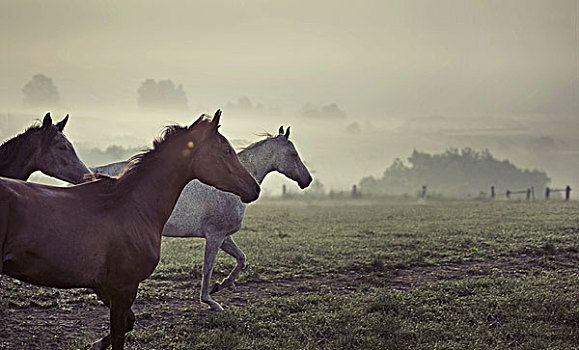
[1,1,577,196]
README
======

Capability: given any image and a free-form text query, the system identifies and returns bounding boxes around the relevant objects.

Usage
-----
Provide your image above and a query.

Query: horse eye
[59,145,67,151]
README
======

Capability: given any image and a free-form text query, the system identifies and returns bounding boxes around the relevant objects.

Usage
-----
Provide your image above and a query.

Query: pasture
[1,199,578,349]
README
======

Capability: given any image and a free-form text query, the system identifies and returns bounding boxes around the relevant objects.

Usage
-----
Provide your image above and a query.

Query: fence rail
[545,186,572,200]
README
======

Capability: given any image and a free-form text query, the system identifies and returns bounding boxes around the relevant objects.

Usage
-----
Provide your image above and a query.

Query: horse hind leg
[200,237,225,311]
[211,236,246,295]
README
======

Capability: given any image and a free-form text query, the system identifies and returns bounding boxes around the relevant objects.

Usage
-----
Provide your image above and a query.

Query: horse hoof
[211,303,225,312]
[207,300,224,312]
[89,340,108,350]
[210,282,221,294]
[88,335,111,350]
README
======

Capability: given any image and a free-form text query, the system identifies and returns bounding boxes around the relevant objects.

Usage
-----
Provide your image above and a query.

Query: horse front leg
[109,285,138,350]
[89,309,135,350]
[90,288,112,350]
[211,236,245,294]
[201,237,225,311]
[90,289,136,350]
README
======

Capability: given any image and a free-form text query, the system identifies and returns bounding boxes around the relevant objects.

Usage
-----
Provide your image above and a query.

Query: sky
[1,0,578,195]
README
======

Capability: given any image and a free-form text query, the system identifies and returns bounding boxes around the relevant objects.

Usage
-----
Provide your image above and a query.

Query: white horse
[93,126,312,310]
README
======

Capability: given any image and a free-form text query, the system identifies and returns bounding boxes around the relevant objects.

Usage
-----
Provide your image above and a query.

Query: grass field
[1,199,578,349]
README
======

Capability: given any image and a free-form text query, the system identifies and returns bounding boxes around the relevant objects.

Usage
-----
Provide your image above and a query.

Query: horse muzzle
[239,180,260,203]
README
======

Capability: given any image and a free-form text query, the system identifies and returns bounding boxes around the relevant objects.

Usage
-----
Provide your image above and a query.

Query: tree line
[359,148,550,198]
[19,74,347,118]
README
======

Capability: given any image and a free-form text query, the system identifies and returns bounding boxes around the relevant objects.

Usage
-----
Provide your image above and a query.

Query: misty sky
[1,0,578,194]
[1,0,576,114]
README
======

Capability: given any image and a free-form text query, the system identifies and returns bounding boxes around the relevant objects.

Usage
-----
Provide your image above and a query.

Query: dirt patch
[1,256,576,349]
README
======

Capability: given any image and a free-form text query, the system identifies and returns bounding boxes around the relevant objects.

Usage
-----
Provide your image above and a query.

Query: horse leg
[200,237,225,311]
[211,236,245,294]
[91,286,137,350]
[109,285,138,350]
[90,289,136,350]
[90,309,135,350]
[90,288,112,350]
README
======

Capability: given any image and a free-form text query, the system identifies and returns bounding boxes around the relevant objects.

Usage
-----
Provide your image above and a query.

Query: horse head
[273,126,313,189]
[185,110,260,203]
[35,113,91,184]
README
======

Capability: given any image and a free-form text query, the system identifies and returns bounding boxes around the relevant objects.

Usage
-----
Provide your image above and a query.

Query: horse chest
[103,228,161,283]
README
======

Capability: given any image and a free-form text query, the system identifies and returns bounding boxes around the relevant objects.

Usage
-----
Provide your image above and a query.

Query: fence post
[491,186,495,199]
[545,187,550,200]
[352,184,358,198]
[526,188,531,201]
[566,185,571,201]
[506,190,510,199]
[421,185,427,199]
[282,184,287,197]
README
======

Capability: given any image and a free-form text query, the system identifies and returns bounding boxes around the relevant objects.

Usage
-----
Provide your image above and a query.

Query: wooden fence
[545,186,572,200]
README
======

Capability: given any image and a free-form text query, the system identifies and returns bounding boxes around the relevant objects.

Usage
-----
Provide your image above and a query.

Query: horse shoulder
[99,220,161,285]
[200,190,244,235]
[162,180,206,236]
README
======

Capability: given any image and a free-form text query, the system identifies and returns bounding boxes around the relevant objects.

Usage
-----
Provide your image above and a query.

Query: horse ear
[278,126,284,135]
[55,114,69,132]
[285,126,290,139]
[42,112,53,129]
[211,109,222,133]
[212,109,221,128]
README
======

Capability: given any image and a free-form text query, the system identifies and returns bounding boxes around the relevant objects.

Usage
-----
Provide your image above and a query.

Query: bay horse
[0,110,260,349]
[0,112,90,183]
[94,126,312,311]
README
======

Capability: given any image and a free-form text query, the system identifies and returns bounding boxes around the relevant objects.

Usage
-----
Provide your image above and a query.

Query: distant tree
[78,144,143,166]
[22,74,59,107]
[225,96,273,116]
[346,122,361,134]
[359,148,550,197]
[226,96,253,110]
[302,102,346,119]
[237,96,253,110]
[137,79,188,111]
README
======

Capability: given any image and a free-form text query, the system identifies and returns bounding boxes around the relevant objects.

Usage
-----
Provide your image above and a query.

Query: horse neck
[237,140,277,184]
[0,133,39,180]
[120,156,193,230]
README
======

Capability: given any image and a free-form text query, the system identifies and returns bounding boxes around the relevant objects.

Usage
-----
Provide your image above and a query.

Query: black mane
[95,124,192,201]
[91,116,214,205]
[120,124,189,177]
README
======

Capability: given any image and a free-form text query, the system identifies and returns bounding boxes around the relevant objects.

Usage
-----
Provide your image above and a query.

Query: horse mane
[121,124,188,176]
[239,132,277,152]
[94,116,210,203]
[0,122,55,170]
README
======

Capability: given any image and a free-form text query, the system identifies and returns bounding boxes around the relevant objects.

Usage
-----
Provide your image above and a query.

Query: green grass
[2,199,579,349]
[159,200,579,281]
[129,274,579,349]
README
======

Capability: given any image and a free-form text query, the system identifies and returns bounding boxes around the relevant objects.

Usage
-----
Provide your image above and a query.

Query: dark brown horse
[0,110,260,349]
[0,112,90,183]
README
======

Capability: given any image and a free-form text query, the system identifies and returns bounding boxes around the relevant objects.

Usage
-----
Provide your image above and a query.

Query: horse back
[0,178,159,288]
